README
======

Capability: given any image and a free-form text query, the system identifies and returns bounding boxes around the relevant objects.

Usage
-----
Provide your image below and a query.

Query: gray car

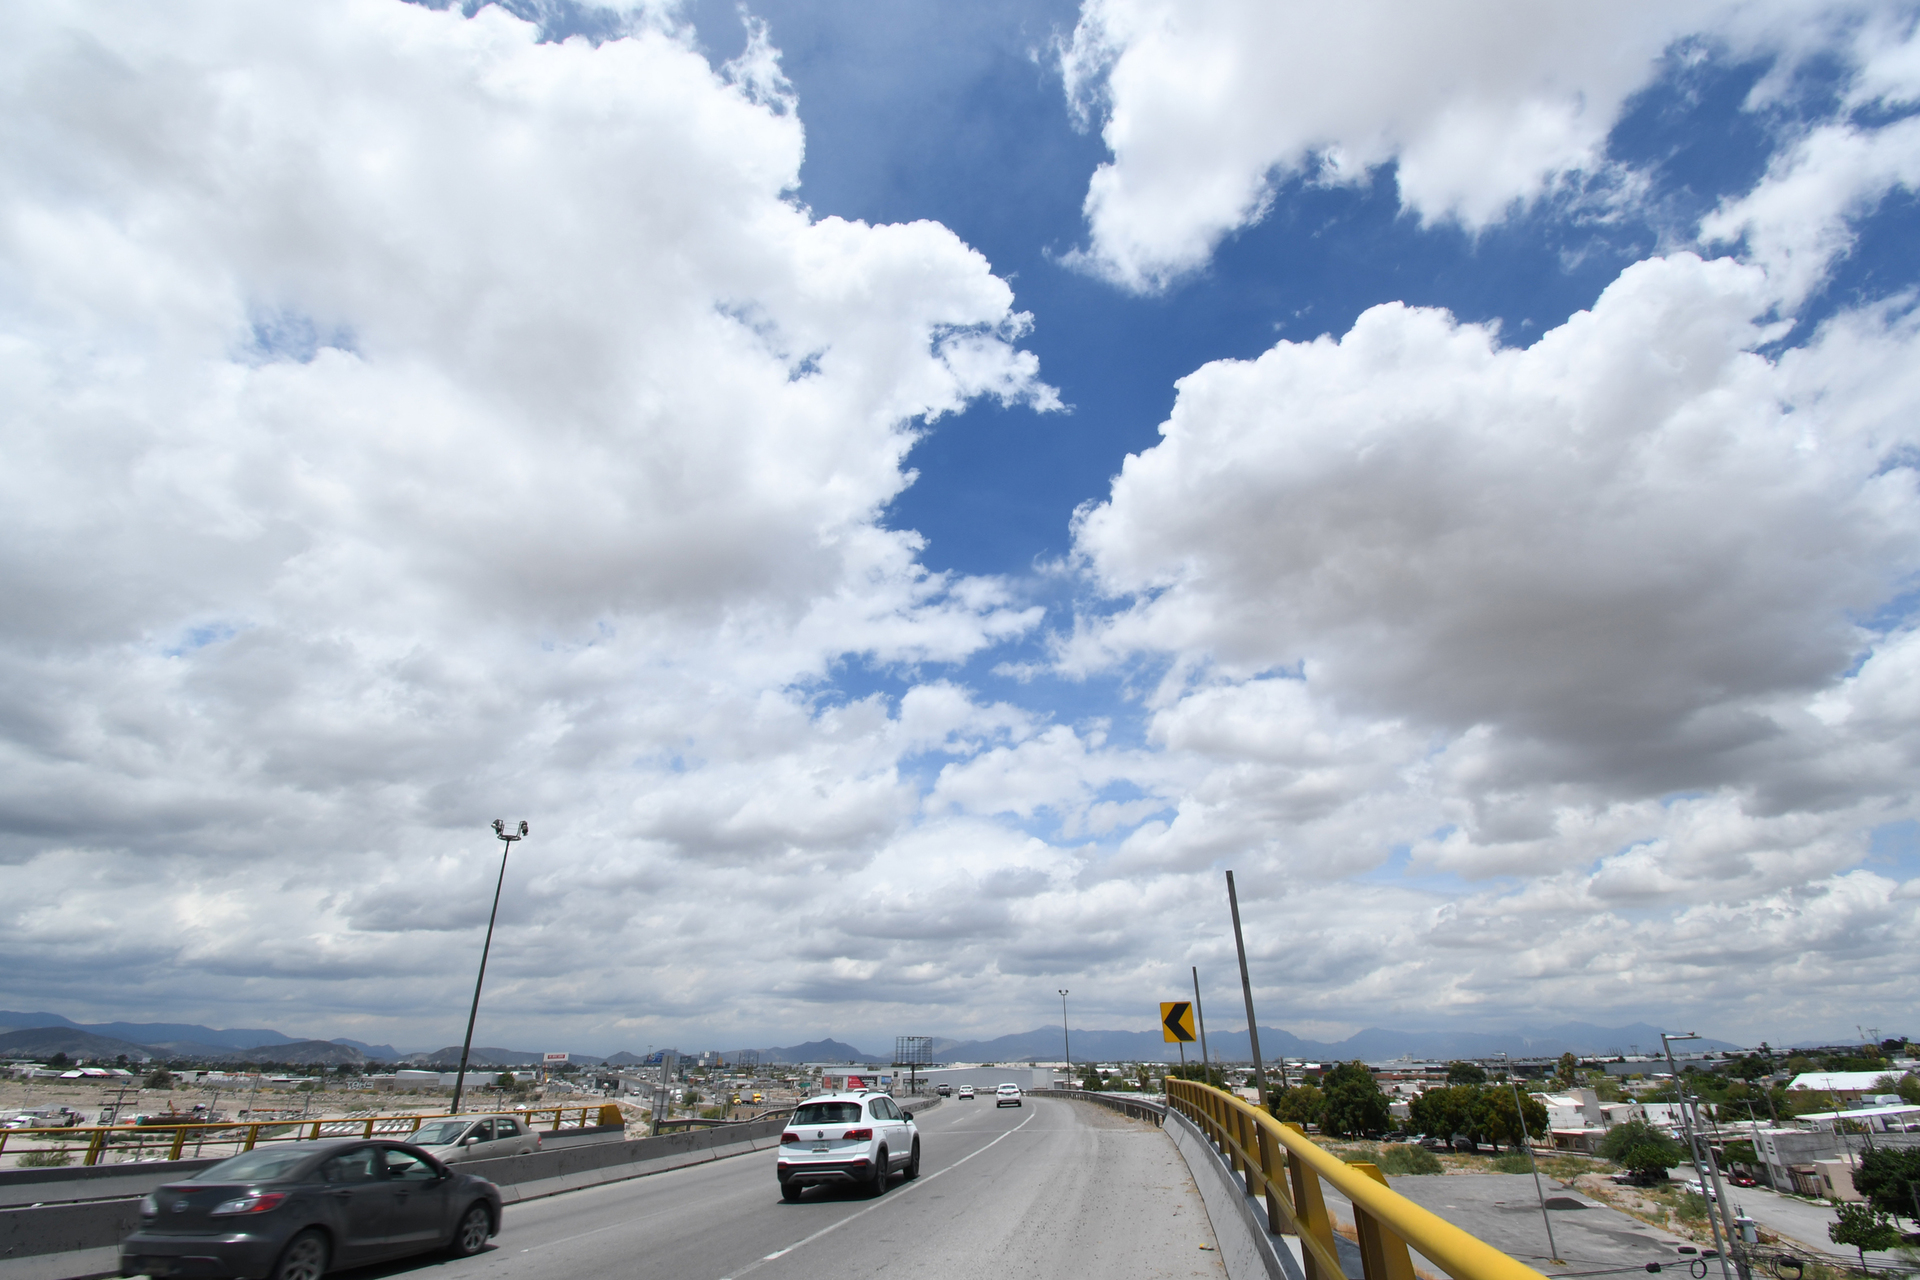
[120,1139,503,1280]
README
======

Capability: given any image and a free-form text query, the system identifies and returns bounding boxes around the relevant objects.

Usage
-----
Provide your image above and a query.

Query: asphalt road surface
[358,1096,1225,1280]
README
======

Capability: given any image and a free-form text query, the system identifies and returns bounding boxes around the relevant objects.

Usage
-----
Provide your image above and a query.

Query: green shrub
[16,1149,73,1167]
[1492,1152,1534,1173]
[1376,1144,1444,1175]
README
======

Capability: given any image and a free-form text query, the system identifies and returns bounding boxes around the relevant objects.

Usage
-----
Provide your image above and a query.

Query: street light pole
[1502,1051,1561,1264]
[451,820,527,1116]
[1059,990,1071,1086]
[1662,1032,1743,1280]
[1225,871,1270,1109]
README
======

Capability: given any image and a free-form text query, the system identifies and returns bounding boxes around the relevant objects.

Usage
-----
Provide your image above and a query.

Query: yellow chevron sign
[1161,1001,1196,1043]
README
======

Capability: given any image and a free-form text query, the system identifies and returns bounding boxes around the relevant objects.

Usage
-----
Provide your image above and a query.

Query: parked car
[957,1087,974,1100]
[120,1139,502,1280]
[406,1115,540,1163]
[776,1093,919,1200]
[995,1084,1022,1108]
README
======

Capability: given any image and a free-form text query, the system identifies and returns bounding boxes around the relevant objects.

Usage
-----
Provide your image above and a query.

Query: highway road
[360,1095,1225,1280]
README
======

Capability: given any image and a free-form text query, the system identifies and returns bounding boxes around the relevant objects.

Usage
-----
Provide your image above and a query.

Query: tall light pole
[1663,1032,1743,1280]
[451,820,527,1115]
[1058,990,1071,1085]
[1225,871,1271,1108]
[1502,1051,1560,1264]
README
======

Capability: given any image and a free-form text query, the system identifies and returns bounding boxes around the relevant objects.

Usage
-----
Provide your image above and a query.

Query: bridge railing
[0,1103,627,1167]
[1167,1079,1548,1280]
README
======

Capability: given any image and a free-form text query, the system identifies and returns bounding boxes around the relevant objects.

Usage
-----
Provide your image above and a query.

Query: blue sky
[0,0,1916,1054]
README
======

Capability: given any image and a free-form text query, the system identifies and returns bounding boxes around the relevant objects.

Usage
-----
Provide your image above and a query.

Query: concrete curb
[1167,1108,1306,1280]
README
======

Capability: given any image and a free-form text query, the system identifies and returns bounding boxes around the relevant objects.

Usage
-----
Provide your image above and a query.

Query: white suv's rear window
[793,1102,863,1125]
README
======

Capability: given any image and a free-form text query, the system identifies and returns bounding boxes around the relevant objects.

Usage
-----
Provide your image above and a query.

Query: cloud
[0,0,1059,1044]
[1057,0,1876,290]
[1061,239,1920,1032]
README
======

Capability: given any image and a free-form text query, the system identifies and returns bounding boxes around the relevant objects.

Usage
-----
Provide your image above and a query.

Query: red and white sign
[543,1052,570,1063]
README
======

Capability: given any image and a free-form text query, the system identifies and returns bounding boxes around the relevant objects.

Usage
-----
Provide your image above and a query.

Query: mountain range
[0,1010,1739,1068]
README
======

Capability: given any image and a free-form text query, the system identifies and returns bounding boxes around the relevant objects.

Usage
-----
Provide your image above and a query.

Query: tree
[144,1068,175,1088]
[1080,1065,1103,1092]
[1169,1062,1227,1089]
[1598,1120,1684,1181]
[1446,1061,1486,1085]
[49,1052,69,1067]
[1828,1202,1901,1269]
[1411,1085,1487,1148]
[495,1072,517,1089]
[1853,1148,1920,1224]
[1482,1087,1549,1151]
[1270,1084,1325,1128]
[1321,1062,1391,1137]
[1555,1053,1579,1088]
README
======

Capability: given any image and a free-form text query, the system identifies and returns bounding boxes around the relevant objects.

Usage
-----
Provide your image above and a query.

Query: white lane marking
[718,1109,1038,1280]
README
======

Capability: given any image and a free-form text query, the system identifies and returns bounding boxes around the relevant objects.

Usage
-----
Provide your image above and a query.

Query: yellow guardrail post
[1257,1119,1287,1236]
[168,1126,189,1160]
[1351,1162,1418,1280]
[1283,1121,1341,1280]
[86,1127,107,1166]
[243,1123,260,1151]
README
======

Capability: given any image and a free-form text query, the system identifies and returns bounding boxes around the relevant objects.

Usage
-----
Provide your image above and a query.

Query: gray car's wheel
[781,1180,803,1202]
[271,1230,329,1280]
[866,1147,888,1197]
[449,1203,492,1257]
[904,1139,920,1180]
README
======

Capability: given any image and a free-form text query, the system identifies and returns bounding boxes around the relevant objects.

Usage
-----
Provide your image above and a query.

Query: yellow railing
[1167,1080,1549,1280]
[0,1103,625,1167]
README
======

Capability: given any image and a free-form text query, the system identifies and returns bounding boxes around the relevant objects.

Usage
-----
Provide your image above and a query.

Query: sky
[1,0,1917,1057]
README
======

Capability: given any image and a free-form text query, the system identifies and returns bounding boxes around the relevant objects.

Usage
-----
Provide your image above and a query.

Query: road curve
[363,1095,1225,1280]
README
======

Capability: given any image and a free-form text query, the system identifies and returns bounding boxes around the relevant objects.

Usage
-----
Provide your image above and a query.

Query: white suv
[777,1093,920,1200]
[995,1083,1022,1107]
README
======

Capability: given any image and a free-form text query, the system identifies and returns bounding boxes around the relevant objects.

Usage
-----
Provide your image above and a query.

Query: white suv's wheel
[866,1147,888,1197]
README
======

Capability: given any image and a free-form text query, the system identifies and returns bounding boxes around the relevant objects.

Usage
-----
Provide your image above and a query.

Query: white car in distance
[407,1114,541,1162]
[957,1086,975,1100]
[995,1083,1022,1107]
[777,1093,920,1200]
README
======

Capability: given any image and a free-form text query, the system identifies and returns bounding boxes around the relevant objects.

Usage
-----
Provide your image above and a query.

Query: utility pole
[1663,1033,1745,1280]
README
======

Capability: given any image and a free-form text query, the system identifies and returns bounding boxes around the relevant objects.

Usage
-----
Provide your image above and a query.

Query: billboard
[543,1052,570,1063]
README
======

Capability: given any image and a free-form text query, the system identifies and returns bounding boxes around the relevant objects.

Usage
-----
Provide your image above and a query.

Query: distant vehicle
[1729,1174,1757,1188]
[995,1084,1022,1108]
[752,1093,764,1105]
[119,1139,501,1280]
[406,1116,539,1163]
[935,1084,952,1096]
[957,1087,974,1100]
[777,1093,919,1201]
[2,1108,81,1129]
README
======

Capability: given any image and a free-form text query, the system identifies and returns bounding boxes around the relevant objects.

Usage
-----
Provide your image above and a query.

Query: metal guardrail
[0,1103,627,1167]
[1168,1079,1550,1280]
[1053,1089,1167,1126]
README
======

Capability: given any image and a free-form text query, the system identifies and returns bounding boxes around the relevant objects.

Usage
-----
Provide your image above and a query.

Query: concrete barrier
[1052,1090,1167,1125]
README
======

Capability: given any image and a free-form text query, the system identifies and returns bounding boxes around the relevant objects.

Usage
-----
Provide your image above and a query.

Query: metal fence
[0,1103,626,1167]
[1167,1079,1549,1280]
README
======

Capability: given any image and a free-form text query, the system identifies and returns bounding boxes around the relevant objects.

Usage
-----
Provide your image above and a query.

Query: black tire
[781,1181,803,1202]
[867,1148,888,1197]
[904,1140,920,1180]
[271,1230,329,1280]
[448,1202,492,1258]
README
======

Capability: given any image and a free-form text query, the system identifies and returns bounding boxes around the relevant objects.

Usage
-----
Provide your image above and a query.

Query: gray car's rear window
[792,1103,862,1125]
[190,1149,313,1182]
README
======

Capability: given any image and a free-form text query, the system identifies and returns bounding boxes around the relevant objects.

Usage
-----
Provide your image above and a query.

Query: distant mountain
[407,1046,551,1067]
[330,1039,401,1060]
[761,1039,882,1064]
[604,1051,649,1065]
[932,1021,1741,1064]
[0,1011,297,1051]
[248,1040,368,1066]
[0,1026,156,1060]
